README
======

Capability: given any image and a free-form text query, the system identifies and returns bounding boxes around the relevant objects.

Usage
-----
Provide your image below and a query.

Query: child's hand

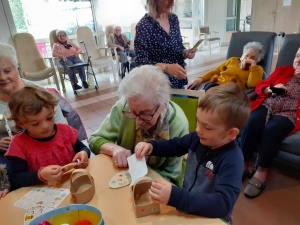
[0,189,9,199]
[40,165,63,183]
[135,142,153,159]
[72,151,89,168]
[149,180,172,204]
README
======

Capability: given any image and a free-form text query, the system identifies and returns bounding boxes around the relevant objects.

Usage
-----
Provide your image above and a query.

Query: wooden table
[0,154,225,225]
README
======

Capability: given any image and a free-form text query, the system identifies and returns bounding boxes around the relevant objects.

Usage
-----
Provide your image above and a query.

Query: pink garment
[52,41,82,59]
[5,123,77,171]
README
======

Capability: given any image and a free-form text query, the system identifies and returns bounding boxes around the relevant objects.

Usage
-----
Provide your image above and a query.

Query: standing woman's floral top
[135,13,187,89]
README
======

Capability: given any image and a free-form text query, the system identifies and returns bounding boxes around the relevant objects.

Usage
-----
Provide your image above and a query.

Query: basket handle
[70,169,93,187]
[132,176,152,193]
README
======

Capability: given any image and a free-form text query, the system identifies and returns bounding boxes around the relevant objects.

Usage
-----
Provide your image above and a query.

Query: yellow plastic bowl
[28,204,104,225]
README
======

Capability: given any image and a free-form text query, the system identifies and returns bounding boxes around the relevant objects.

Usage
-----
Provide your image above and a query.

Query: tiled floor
[42,45,300,225]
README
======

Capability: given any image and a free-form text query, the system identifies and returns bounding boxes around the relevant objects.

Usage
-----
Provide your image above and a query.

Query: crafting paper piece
[127,154,148,186]
[109,171,131,188]
[24,205,54,225]
[14,187,70,210]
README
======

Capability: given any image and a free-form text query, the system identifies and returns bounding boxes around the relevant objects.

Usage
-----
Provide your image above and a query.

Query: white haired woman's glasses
[122,102,159,121]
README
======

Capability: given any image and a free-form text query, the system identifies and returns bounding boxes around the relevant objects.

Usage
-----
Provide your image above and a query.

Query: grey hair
[118,65,170,106]
[0,43,18,68]
[243,41,265,63]
[113,25,121,31]
[56,29,67,37]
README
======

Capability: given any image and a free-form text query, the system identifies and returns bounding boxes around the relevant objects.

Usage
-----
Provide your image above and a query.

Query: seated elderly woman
[240,47,300,198]
[187,41,265,91]
[52,30,88,90]
[88,65,189,186]
[0,43,65,164]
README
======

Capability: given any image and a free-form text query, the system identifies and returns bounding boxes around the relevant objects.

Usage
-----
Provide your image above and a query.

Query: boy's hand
[135,142,153,159]
[149,180,172,204]
[40,165,63,183]
[0,189,9,199]
[72,151,89,168]
[0,137,11,152]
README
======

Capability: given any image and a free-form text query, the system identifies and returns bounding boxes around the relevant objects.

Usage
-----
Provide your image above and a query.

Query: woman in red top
[52,30,88,90]
[240,48,300,198]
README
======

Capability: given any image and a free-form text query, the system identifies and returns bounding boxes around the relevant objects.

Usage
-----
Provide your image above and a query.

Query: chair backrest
[105,24,116,42]
[131,22,137,40]
[276,33,300,68]
[77,26,101,60]
[49,29,59,50]
[170,89,205,133]
[199,26,209,35]
[226,31,277,79]
[13,33,47,73]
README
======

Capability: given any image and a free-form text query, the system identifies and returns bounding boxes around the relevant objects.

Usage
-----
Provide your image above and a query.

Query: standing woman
[134,0,196,89]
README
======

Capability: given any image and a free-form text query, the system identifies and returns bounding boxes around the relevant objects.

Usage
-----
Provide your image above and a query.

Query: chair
[226,31,277,80]
[13,33,61,91]
[49,29,68,91]
[199,26,220,55]
[105,24,121,75]
[275,33,300,167]
[170,89,205,133]
[77,26,116,77]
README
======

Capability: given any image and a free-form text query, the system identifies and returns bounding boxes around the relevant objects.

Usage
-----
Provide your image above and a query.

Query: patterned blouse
[135,13,187,89]
[263,75,300,124]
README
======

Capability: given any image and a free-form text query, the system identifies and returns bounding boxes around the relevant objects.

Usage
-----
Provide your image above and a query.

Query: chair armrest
[210,31,219,34]
[199,33,207,35]
[245,88,258,101]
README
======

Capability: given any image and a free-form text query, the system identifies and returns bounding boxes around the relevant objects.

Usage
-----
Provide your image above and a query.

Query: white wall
[204,0,227,44]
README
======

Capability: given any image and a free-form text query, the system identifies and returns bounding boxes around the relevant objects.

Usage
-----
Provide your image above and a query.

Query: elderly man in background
[107,25,136,78]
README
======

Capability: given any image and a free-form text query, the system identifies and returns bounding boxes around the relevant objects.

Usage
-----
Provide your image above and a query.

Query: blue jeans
[59,55,86,84]
[239,105,294,168]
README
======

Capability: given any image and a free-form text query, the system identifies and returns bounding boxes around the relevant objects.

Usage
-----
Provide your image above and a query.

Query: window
[226,0,236,31]
[8,0,95,39]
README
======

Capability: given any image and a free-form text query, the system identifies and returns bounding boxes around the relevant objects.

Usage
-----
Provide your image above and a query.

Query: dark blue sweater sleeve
[167,150,243,218]
[149,132,196,157]
[73,138,91,158]
[7,156,43,190]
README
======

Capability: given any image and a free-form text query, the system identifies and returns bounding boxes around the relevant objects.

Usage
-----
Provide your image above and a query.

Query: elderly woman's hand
[0,137,11,153]
[240,58,257,70]
[165,64,187,80]
[112,146,132,168]
[135,142,153,159]
[187,78,203,90]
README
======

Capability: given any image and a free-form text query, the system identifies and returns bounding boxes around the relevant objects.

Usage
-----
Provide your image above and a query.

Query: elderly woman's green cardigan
[88,98,189,187]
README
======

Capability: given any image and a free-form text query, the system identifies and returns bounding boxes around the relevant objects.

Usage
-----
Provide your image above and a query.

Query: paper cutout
[127,154,148,186]
[23,205,55,225]
[14,187,69,210]
[109,171,131,189]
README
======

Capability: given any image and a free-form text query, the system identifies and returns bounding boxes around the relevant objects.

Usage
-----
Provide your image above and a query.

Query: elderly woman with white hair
[52,29,88,90]
[88,65,189,186]
[0,43,65,164]
[134,0,196,89]
[187,41,265,91]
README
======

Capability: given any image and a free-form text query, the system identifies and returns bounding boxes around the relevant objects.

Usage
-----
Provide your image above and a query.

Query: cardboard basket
[70,169,95,204]
[132,177,160,218]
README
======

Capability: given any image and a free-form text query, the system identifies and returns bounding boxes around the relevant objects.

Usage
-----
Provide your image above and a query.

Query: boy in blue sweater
[135,82,250,223]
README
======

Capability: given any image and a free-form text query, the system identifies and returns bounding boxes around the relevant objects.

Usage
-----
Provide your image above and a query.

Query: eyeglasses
[122,102,159,122]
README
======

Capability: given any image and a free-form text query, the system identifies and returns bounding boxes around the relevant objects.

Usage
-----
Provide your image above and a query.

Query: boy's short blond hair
[198,82,250,130]
[8,86,58,123]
